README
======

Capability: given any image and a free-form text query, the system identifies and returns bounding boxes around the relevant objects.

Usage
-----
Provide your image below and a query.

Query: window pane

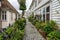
[2,15,4,20]
[5,11,6,14]
[0,10,1,20]
[46,6,50,12]
[43,8,45,14]
[0,13,1,20]
[2,11,6,21]
[5,15,6,20]
[2,11,4,14]
[5,11,6,20]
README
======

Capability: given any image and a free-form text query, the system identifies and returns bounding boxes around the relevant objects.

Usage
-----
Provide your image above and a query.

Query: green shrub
[0,34,3,40]
[40,22,46,29]
[43,23,53,35]
[35,22,41,30]
[15,18,26,30]
[47,31,60,40]
[5,27,15,35]
[28,15,34,22]
[49,20,58,29]
[7,29,24,40]
[32,19,38,25]
[0,18,26,40]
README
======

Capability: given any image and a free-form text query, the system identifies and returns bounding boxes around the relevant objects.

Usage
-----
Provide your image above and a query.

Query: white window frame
[35,0,37,7]
[1,11,7,21]
[11,13,13,20]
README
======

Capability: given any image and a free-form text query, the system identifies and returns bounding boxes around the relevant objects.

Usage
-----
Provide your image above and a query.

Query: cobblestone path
[23,20,45,40]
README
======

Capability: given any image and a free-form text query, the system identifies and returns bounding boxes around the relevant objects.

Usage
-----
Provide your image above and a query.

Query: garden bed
[0,18,26,40]
[28,15,60,40]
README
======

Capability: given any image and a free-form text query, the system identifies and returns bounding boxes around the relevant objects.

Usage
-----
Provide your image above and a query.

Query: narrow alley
[23,19,45,40]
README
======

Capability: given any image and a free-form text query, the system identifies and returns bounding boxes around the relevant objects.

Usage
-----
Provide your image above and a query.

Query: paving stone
[23,20,46,40]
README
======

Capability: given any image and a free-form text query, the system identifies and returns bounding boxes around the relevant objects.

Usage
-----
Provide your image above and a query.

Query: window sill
[2,20,7,22]
[0,20,7,22]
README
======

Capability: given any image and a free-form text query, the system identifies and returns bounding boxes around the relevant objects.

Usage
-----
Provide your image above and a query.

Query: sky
[8,0,32,13]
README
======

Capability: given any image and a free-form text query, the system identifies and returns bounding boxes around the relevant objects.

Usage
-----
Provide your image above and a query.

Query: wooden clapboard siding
[51,0,60,25]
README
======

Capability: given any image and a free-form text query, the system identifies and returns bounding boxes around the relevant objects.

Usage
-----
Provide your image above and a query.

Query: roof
[29,0,34,9]
[1,0,19,14]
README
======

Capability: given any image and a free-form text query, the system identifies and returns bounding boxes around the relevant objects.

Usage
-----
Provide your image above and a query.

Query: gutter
[32,0,50,12]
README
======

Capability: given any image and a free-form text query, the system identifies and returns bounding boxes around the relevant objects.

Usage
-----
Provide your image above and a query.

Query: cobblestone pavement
[23,20,45,40]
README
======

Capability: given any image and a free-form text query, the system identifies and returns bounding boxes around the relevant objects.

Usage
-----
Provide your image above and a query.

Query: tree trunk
[22,10,24,17]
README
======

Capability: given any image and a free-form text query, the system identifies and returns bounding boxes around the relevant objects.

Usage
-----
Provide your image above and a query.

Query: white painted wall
[2,10,16,28]
[28,0,60,29]
[51,0,60,24]
[2,11,10,28]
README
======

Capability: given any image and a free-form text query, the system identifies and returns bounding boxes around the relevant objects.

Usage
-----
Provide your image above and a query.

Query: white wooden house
[0,0,20,29]
[27,0,60,29]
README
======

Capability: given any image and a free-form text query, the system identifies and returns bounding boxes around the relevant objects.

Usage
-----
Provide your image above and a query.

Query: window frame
[1,11,7,21]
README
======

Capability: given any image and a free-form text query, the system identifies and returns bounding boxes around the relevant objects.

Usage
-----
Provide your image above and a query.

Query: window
[2,13,4,20]
[35,1,37,7]
[38,0,42,4]
[46,6,50,12]
[43,8,45,14]
[0,11,1,20]
[5,13,6,20]
[2,11,7,21]
[11,13,13,20]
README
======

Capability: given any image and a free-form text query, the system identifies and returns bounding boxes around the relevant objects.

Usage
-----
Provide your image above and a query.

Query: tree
[18,0,26,17]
